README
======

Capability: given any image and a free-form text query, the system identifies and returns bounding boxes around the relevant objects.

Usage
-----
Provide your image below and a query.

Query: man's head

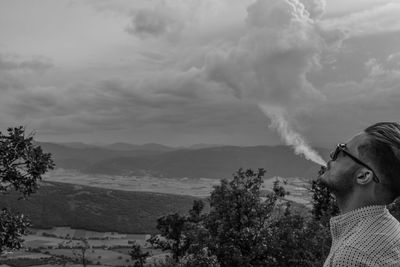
[320,122,400,204]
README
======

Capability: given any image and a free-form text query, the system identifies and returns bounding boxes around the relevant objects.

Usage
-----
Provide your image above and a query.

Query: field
[0,227,166,267]
[43,169,312,204]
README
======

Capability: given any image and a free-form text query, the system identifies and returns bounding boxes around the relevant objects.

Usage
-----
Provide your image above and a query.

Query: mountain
[37,142,172,171]
[37,142,329,179]
[187,143,223,149]
[56,142,98,149]
[85,146,330,179]
[0,182,199,234]
[105,142,175,152]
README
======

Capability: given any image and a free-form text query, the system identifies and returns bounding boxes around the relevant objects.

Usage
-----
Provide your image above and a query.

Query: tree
[388,198,400,221]
[66,238,90,267]
[130,241,150,267]
[0,209,30,253]
[0,126,54,253]
[149,212,188,262]
[205,168,277,266]
[310,179,339,227]
[265,203,332,267]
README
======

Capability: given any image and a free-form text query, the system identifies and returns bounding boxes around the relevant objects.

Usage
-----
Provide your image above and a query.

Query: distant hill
[37,142,174,171]
[0,182,200,234]
[85,146,329,179]
[38,142,329,179]
[56,142,98,149]
[105,142,175,152]
[187,143,223,149]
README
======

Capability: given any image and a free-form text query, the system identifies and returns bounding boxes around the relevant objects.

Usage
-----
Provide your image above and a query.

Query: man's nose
[327,160,333,170]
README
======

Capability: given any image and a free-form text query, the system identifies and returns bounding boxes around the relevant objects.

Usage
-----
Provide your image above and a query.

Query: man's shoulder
[364,210,400,237]
[344,211,400,260]
[325,207,400,266]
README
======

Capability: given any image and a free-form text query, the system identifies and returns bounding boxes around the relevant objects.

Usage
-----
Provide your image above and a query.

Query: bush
[150,168,337,267]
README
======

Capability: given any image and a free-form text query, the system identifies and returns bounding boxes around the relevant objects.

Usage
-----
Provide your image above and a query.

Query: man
[320,122,400,267]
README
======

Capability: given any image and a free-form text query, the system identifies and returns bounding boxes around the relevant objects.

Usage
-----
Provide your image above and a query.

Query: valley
[0,142,320,266]
[43,169,312,204]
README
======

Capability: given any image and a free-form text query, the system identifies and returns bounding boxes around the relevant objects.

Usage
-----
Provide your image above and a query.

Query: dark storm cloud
[1,70,238,135]
[125,7,183,38]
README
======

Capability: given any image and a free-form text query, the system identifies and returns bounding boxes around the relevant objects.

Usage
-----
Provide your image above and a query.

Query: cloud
[321,2,400,38]
[0,0,336,147]
[75,0,137,16]
[0,54,54,92]
[299,0,326,18]
[203,0,329,116]
[0,54,53,73]
[125,6,184,38]
[386,53,400,70]
[3,0,398,147]
[85,0,251,45]
[301,54,400,145]
[365,54,400,77]
[192,0,338,162]
[0,69,240,137]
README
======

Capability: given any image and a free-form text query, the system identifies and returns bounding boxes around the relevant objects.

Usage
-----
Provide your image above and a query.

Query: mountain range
[38,142,329,179]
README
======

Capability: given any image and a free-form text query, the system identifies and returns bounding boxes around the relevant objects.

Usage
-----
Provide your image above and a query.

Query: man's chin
[317,170,327,181]
[317,172,332,188]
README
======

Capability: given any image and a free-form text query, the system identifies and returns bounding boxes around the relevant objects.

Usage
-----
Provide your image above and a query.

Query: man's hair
[361,122,400,199]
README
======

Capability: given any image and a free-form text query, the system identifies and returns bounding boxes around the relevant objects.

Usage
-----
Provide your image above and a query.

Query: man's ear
[356,168,374,185]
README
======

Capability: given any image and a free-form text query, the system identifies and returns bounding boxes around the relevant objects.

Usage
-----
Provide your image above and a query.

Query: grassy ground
[1,227,165,267]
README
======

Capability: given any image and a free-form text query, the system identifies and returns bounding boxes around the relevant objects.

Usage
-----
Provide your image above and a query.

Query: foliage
[0,127,54,197]
[130,241,150,267]
[388,197,400,221]
[66,238,90,267]
[147,256,178,267]
[310,179,339,227]
[181,247,220,267]
[0,257,50,267]
[266,204,331,267]
[0,181,199,234]
[205,168,276,266]
[150,168,339,267]
[148,212,188,262]
[0,126,54,253]
[0,209,31,253]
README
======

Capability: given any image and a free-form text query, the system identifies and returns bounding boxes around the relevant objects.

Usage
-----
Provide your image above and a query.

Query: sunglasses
[330,143,380,183]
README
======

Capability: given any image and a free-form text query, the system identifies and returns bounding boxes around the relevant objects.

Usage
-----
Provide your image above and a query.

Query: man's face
[319,133,370,196]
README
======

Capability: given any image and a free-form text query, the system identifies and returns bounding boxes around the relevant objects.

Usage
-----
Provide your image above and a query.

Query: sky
[0,0,399,147]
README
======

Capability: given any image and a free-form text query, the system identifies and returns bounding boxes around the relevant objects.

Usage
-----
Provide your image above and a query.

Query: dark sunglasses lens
[330,147,339,160]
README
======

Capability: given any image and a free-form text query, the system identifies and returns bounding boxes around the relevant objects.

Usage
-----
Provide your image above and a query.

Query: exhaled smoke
[259,104,326,166]
[204,0,335,165]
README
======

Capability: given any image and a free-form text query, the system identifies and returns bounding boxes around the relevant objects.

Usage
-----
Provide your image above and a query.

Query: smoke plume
[259,104,326,165]
[206,0,329,165]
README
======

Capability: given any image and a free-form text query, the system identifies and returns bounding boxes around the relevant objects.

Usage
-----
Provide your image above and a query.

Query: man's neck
[335,192,379,214]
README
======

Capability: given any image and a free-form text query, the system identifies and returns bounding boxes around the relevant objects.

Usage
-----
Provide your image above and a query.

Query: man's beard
[321,165,359,198]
